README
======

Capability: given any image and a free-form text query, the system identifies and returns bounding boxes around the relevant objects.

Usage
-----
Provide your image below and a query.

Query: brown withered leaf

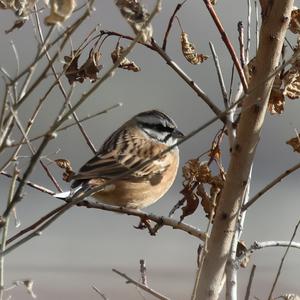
[286,134,300,153]
[45,0,76,25]
[80,49,102,82]
[64,50,83,84]
[111,45,141,72]
[55,158,75,182]
[289,8,300,34]
[236,240,250,268]
[268,75,285,114]
[277,294,300,300]
[181,32,208,65]
[209,143,221,162]
[283,68,300,99]
[182,159,212,183]
[64,48,102,84]
[197,183,214,218]
[179,184,199,221]
[115,0,153,43]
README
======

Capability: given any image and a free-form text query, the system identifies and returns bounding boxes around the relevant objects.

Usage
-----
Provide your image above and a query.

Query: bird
[55,110,184,209]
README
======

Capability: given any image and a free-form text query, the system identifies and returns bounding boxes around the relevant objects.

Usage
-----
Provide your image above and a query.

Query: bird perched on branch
[55,110,184,209]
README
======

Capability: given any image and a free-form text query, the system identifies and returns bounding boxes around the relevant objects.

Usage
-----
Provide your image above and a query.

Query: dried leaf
[179,184,199,221]
[286,134,300,153]
[45,0,76,25]
[268,75,285,114]
[236,240,250,268]
[63,50,83,84]
[55,158,74,182]
[197,183,214,218]
[209,143,221,161]
[289,8,300,34]
[115,0,153,43]
[182,160,212,183]
[277,294,300,300]
[283,68,300,99]
[64,48,102,84]
[80,48,103,82]
[0,0,36,17]
[111,45,141,72]
[181,32,208,65]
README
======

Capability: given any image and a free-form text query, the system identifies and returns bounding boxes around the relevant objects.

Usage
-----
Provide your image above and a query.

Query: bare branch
[242,161,300,212]
[244,264,256,300]
[162,0,187,50]
[91,285,109,300]
[268,220,300,300]
[112,268,170,300]
[202,0,248,91]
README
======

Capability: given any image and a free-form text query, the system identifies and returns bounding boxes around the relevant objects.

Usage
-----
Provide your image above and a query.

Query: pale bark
[194,1,294,299]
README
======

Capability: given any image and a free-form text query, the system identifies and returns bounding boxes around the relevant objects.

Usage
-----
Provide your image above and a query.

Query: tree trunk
[195,1,294,299]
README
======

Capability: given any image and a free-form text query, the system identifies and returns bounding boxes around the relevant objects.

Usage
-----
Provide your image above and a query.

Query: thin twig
[139,259,147,286]
[202,0,248,91]
[242,161,300,211]
[0,165,18,300]
[112,269,170,300]
[9,105,63,192]
[162,0,188,50]
[6,204,68,245]
[209,42,234,148]
[33,7,97,154]
[244,264,256,300]
[268,219,300,300]
[7,103,122,148]
[238,21,246,68]
[91,285,109,300]
[245,0,252,64]
[255,1,259,51]
[0,171,54,195]
[151,39,226,124]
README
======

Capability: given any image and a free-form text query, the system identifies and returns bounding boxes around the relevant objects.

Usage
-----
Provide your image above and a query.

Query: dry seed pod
[181,32,208,65]
[111,45,141,72]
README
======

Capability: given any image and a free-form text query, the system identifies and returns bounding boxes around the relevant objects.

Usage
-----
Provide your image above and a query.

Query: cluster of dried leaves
[180,159,225,221]
[115,0,153,43]
[64,48,102,84]
[178,130,226,221]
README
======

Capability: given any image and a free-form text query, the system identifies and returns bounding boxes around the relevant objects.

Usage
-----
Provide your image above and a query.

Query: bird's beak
[172,128,185,139]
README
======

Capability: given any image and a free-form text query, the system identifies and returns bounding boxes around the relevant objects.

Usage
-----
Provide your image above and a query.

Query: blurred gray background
[1,0,300,299]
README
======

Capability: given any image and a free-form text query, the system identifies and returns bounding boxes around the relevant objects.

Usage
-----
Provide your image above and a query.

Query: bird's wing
[71,127,169,186]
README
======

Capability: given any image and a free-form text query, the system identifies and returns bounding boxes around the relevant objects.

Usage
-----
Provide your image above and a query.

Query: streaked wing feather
[72,126,168,182]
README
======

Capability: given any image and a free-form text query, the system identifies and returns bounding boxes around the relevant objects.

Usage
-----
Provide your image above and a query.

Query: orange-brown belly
[92,154,179,209]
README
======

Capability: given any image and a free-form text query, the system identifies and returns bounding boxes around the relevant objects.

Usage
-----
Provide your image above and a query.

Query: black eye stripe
[139,121,174,132]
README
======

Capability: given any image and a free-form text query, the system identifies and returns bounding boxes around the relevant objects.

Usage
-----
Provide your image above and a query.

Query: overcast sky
[1,0,300,299]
